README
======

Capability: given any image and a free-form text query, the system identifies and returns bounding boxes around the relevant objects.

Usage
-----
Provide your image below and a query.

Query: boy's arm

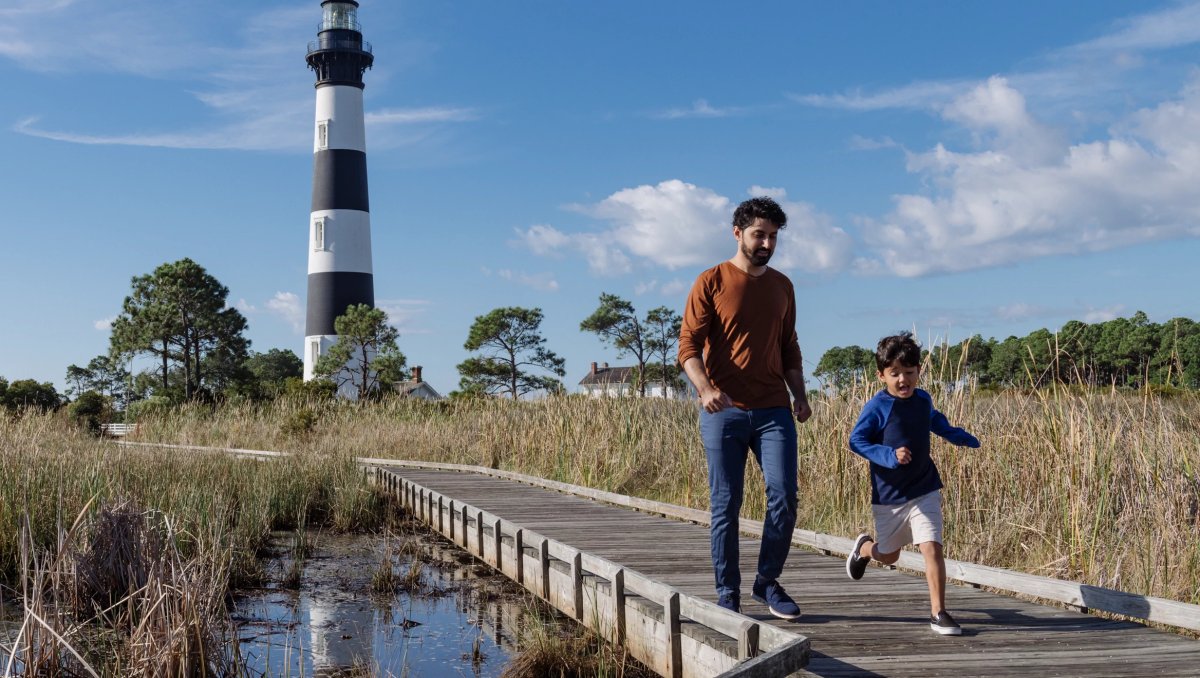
[931,409,980,448]
[849,403,900,468]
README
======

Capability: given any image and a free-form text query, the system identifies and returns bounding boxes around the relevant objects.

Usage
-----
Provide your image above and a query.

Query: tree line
[814,311,1200,391]
[18,257,1193,419]
[1,259,687,421]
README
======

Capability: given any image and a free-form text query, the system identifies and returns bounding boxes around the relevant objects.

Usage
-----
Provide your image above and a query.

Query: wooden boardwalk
[387,466,1200,678]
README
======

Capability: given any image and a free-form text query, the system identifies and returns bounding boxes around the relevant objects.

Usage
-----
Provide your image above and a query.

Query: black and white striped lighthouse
[303,0,375,381]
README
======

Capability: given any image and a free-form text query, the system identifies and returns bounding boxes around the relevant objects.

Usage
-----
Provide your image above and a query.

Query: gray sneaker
[930,610,962,635]
[847,533,871,580]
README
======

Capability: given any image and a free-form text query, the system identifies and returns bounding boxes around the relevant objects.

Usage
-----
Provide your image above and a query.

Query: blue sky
[3,0,1200,396]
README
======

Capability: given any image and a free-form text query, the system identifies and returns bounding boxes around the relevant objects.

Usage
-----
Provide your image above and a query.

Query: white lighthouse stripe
[307,209,373,274]
[314,86,366,153]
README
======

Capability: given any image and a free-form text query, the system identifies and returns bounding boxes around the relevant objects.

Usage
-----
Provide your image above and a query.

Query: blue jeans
[700,406,798,597]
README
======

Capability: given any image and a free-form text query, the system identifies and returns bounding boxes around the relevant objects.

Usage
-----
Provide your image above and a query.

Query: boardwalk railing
[371,466,810,678]
[117,442,1200,635]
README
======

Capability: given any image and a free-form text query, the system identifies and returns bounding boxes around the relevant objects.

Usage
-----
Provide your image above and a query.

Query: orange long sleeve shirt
[677,261,803,410]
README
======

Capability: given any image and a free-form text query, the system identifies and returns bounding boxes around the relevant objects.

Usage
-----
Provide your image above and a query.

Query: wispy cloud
[5,2,477,152]
[1068,2,1200,54]
[93,316,115,331]
[376,299,432,335]
[793,3,1200,120]
[366,107,479,125]
[651,98,745,120]
[789,79,972,112]
[494,269,559,292]
[266,292,303,333]
[848,135,899,151]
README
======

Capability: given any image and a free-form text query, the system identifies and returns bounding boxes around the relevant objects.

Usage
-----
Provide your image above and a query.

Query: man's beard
[742,243,773,266]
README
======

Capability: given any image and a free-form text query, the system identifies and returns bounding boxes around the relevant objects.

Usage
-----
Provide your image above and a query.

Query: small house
[577,361,696,399]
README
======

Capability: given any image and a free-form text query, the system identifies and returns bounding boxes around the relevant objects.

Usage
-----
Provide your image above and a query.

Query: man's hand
[895,446,912,465]
[792,398,812,423]
[699,387,733,413]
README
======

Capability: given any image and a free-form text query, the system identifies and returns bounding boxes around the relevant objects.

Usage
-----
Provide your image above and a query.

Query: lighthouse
[303,0,375,381]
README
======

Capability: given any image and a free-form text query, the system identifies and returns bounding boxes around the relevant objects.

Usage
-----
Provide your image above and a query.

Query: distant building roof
[578,362,635,386]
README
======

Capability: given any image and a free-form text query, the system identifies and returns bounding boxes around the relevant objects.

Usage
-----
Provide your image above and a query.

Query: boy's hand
[895,447,912,465]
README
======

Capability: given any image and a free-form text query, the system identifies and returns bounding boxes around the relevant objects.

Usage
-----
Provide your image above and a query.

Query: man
[678,196,812,619]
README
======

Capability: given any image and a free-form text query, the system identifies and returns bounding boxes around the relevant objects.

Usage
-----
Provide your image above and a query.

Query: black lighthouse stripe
[311,149,369,212]
[305,271,375,336]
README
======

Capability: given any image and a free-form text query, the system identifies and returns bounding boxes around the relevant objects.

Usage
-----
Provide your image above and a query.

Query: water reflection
[232,531,532,677]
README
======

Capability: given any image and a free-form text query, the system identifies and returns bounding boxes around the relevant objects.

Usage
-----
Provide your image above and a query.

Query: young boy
[845,332,980,635]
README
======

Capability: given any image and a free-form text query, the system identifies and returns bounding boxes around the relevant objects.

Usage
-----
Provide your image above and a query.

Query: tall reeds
[0,410,384,674]
[137,388,1200,607]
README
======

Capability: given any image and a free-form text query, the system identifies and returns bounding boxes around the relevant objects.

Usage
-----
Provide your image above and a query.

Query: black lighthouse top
[306,1,374,89]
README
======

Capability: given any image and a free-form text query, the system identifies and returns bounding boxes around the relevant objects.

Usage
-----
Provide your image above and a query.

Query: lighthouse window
[312,217,326,251]
[310,340,321,365]
[316,120,329,150]
[322,3,359,31]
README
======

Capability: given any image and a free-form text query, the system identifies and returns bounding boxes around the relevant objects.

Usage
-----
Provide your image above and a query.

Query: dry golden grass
[140,386,1200,607]
[0,411,383,674]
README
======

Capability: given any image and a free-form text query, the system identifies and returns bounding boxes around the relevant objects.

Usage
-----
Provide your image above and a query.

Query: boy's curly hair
[875,332,921,372]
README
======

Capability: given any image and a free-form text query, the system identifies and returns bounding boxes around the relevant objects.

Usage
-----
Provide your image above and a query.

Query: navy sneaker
[717,592,740,614]
[847,533,872,580]
[930,610,962,635]
[751,577,801,620]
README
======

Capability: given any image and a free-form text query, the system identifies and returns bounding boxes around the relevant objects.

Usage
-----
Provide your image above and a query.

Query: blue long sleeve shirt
[849,388,980,505]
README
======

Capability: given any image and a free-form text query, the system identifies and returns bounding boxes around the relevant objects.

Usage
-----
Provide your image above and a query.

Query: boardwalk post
[738,621,760,659]
[437,495,445,534]
[614,568,626,646]
[494,518,503,571]
[514,529,524,585]
[571,551,583,620]
[460,504,468,548]
[448,500,455,541]
[475,511,484,559]
[419,488,426,521]
[666,591,682,678]
[539,538,551,600]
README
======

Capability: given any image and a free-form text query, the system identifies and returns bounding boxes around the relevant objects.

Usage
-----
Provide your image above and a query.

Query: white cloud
[577,179,732,270]
[495,270,559,292]
[266,292,303,333]
[376,299,432,334]
[1070,2,1200,54]
[236,298,257,314]
[5,3,476,152]
[861,76,1200,276]
[660,279,689,297]
[746,186,855,274]
[652,98,743,120]
[514,224,572,257]
[93,316,115,331]
[848,135,898,151]
[1082,305,1124,323]
[789,79,971,112]
[365,107,478,125]
[520,179,853,276]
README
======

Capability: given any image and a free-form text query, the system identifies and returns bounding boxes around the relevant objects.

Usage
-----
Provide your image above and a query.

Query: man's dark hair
[875,332,921,372]
[732,196,788,231]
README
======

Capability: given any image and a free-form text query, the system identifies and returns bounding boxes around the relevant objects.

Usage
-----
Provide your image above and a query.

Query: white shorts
[872,489,943,555]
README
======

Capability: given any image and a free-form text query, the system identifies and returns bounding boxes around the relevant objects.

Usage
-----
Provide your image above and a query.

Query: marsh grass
[0,410,386,674]
[141,386,1200,607]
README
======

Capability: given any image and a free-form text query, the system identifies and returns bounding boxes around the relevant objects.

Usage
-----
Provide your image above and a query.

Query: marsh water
[231,528,550,677]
